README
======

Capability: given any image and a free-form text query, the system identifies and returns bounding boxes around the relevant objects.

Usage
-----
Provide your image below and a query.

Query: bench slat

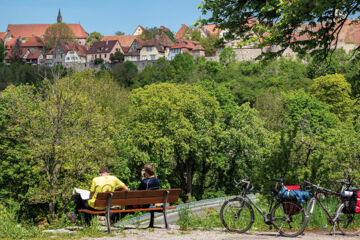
[93,189,181,208]
[78,206,177,215]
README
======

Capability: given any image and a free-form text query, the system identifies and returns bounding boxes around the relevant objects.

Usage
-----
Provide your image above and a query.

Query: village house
[52,40,87,68]
[4,48,43,65]
[168,39,205,60]
[125,32,173,61]
[133,25,146,36]
[87,40,123,63]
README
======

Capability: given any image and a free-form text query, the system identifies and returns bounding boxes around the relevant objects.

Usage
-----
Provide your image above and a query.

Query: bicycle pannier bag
[342,190,360,214]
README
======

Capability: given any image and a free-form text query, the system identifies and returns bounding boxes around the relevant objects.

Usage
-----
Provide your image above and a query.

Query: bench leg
[105,193,113,233]
[148,211,154,228]
[163,208,168,229]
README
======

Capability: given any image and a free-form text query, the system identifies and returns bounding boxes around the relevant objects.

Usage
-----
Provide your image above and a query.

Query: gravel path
[84,226,356,240]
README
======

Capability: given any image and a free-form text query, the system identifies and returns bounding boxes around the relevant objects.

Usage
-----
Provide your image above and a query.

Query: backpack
[278,185,312,204]
[341,190,360,214]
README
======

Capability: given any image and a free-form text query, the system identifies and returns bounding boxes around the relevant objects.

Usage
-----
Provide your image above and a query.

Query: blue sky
[0,0,203,35]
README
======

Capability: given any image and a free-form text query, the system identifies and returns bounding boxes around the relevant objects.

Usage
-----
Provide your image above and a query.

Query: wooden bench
[78,189,181,233]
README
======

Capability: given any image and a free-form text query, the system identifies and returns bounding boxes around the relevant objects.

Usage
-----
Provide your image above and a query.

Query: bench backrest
[94,189,181,208]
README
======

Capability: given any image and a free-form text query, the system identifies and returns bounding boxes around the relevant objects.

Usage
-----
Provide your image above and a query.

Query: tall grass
[0,203,41,239]
[176,196,343,232]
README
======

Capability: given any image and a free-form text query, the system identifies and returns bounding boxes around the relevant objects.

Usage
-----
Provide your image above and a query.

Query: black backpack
[342,190,360,214]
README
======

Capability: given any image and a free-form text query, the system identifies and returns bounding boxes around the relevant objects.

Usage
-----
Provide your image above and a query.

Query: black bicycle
[220,177,306,237]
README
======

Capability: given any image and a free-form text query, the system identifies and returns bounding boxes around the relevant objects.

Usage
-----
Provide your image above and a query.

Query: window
[150,54,156,60]
[105,54,107,58]
[146,47,152,52]
[142,55,147,60]
[97,47,101,53]
[66,57,70,60]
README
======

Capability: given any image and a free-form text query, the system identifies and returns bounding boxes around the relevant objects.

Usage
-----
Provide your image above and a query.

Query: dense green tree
[0,42,4,62]
[109,51,124,63]
[0,85,39,216]
[124,83,222,200]
[43,23,75,50]
[115,31,125,36]
[134,57,175,87]
[112,61,138,87]
[0,71,118,220]
[200,34,221,56]
[199,0,360,59]
[170,53,195,82]
[86,32,104,46]
[94,58,104,65]
[310,74,354,119]
[219,46,236,66]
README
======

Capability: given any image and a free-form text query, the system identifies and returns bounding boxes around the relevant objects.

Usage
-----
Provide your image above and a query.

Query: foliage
[199,0,360,59]
[124,83,222,199]
[115,31,125,36]
[109,51,124,63]
[0,203,41,239]
[219,46,236,66]
[200,34,220,56]
[112,61,138,87]
[94,58,104,65]
[43,23,75,50]
[310,74,354,119]
[86,32,104,46]
[0,70,118,220]
[0,42,4,62]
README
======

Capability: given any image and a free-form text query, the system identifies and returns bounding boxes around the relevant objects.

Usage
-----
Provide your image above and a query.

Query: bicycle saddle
[271,178,284,182]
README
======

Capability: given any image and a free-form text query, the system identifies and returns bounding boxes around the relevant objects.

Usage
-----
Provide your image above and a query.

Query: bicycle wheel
[337,207,360,236]
[271,201,306,237]
[220,198,254,233]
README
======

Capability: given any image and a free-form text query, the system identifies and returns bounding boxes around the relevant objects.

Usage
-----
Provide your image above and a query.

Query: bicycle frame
[237,189,278,223]
[305,189,344,225]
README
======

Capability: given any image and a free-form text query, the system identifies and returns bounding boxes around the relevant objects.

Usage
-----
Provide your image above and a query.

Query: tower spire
[57,8,62,23]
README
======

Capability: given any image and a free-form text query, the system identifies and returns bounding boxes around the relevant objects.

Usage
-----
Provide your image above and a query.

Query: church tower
[57,9,62,23]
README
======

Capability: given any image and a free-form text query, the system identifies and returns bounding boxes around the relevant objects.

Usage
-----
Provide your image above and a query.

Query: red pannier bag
[283,185,301,215]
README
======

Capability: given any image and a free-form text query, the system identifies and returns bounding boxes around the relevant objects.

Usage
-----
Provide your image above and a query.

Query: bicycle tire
[220,198,254,233]
[271,201,306,237]
[337,205,360,236]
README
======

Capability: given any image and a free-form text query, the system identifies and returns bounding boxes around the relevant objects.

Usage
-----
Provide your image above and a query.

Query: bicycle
[303,180,360,236]
[220,176,306,237]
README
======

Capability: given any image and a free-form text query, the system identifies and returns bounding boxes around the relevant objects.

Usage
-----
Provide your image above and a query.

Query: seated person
[67,166,128,223]
[138,163,160,190]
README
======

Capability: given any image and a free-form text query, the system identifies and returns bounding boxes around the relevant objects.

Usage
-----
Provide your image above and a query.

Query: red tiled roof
[159,25,171,32]
[171,39,200,50]
[58,40,87,56]
[27,51,42,59]
[155,32,174,47]
[21,36,44,47]
[122,46,130,53]
[88,40,119,54]
[48,48,55,54]
[102,35,138,47]
[5,48,28,60]
[0,32,6,40]
[170,39,204,54]
[175,24,189,39]
[4,38,17,50]
[6,24,88,39]
[204,24,220,35]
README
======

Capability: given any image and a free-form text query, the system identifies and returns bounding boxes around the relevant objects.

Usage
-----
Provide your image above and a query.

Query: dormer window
[97,47,101,52]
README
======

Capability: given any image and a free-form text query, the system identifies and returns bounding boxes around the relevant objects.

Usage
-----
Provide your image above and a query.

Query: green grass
[176,195,349,232]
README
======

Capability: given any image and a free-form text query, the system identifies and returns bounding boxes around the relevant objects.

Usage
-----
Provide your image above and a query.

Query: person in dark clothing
[138,163,160,190]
